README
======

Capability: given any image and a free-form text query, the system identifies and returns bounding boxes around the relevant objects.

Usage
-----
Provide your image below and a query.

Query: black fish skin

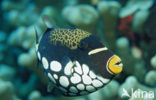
[38,28,114,78]
[36,27,121,96]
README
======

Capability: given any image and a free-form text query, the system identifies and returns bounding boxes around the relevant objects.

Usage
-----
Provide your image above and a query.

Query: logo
[122,88,130,97]
[122,88,155,99]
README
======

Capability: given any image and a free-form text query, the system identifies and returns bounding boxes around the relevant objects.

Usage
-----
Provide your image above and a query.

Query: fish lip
[106,55,123,75]
[114,61,123,67]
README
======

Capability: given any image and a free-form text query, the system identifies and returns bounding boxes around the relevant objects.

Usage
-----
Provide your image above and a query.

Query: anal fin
[47,82,62,96]
[35,58,40,68]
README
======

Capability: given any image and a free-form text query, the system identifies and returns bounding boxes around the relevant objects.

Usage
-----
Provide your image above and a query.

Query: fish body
[35,27,123,96]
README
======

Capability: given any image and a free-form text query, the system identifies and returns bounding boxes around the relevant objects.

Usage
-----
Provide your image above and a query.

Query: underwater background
[0,0,156,100]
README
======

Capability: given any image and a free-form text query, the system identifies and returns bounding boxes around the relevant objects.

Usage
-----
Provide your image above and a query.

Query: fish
[35,19,123,96]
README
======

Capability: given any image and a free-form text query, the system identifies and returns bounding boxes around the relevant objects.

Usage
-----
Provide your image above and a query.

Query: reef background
[0,0,156,100]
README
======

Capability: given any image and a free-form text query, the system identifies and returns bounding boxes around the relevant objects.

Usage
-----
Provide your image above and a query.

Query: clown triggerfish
[35,20,123,96]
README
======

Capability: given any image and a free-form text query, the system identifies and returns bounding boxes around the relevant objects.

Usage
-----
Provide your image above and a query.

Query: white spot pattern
[82,75,92,85]
[59,76,69,87]
[48,73,56,83]
[64,60,73,75]
[50,61,62,72]
[86,85,96,92]
[89,71,96,79]
[69,86,78,93]
[70,73,81,84]
[44,58,111,96]
[82,64,89,74]
[74,61,82,75]
[97,76,110,84]
[42,57,49,69]
[53,74,58,79]
[37,52,41,60]
[77,84,85,90]
[35,45,38,51]
[92,79,103,88]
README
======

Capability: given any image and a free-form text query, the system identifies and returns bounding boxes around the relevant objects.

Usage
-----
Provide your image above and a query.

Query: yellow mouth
[107,55,123,74]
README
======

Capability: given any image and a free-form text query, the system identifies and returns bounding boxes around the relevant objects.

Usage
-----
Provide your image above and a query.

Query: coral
[0,31,7,62]
[90,0,99,6]
[144,3,156,39]
[63,96,86,100]
[131,46,142,59]
[7,24,48,85]
[116,37,130,50]
[0,31,7,43]
[118,15,133,32]
[1,0,26,11]
[116,37,135,74]
[132,10,149,33]
[41,6,64,27]
[100,80,120,99]
[28,90,41,100]
[118,0,153,44]
[2,1,39,27]
[0,64,16,81]
[97,1,121,50]
[18,47,36,67]
[62,5,99,33]
[145,40,156,69]
[150,55,156,69]
[118,14,135,42]
[64,0,78,6]
[119,0,154,18]
[33,0,64,9]
[88,80,120,100]
[145,70,156,86]
[0,79,20,100]
[7,5,62,49]
[116,37,146,80]
[5,0,63,91]
[18,74,38,97]
[28,90,86,100]
[117,0,154,56]
[132,61,146,81]
[1,0,156,99]
[87,90,103,100]
[18,47,49,84]
[8,26,42,50]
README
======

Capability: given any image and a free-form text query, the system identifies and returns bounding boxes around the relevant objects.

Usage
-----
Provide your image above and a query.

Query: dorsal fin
[42,15,56,34]
[42,15,55,28]
[45,28,54,33]
[34,26,40,69]
[34,26,39,44]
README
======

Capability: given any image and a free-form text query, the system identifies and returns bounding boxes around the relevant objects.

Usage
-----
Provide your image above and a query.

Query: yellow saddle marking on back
[49,28,90,49]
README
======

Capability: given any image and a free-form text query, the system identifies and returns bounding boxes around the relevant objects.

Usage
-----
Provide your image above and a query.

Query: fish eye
[106,55,123,74]
[78,41,88,50]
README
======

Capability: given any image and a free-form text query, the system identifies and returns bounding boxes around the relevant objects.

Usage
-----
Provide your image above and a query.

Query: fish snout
[106,55,123,74]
